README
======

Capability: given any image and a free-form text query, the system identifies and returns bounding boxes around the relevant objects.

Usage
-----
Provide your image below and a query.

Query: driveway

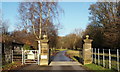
[7,50,90,72]
[52,50,73,61]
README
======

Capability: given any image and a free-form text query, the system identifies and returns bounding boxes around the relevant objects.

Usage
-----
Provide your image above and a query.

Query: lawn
[65,50,82,61]
[55,49,68,51]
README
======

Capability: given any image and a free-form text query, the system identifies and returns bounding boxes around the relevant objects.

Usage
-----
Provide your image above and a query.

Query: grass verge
[93,58,120,71]
[65,50,81,61]
[84,63,117,72]
[55,49,68,51]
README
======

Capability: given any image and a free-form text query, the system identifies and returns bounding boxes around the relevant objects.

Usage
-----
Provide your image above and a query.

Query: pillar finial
[43,34,47,40]
[86,35,89,39]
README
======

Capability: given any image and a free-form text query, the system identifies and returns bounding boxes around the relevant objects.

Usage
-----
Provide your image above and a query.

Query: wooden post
[98,48,100,65]
[24,50,25,64]
[37,40,41,65]
[103,49,105,67]
[109,49,111,69]
[92,48,93,63]
[38,50,39,65]
[22,48,23,65]
[12,50,13,63]
[95,48,96,64]
[117,49,119,71]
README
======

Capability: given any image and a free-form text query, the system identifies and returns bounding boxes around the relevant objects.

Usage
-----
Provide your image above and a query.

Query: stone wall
[2,43,12,65]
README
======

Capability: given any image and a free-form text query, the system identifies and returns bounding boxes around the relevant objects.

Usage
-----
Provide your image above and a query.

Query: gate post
[40,34,49,65]
[83,35,93,65]
[22,48,24,65]
[37,40,41,65]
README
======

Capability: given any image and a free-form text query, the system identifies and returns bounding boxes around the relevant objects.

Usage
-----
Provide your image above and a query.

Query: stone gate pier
[83,35,93,65]
[40,35,49,65]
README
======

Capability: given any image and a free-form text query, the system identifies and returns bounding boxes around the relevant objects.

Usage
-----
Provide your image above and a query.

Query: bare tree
[18,2,63,56]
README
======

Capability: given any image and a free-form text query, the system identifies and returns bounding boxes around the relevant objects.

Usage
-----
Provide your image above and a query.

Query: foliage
[11,30,37,49]
[84,2,120,49]
[56,28,83,50]
[23,44,30,50]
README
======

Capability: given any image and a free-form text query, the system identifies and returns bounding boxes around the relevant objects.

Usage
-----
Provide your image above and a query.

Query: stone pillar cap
[84,39,93,43]
[84,35,93,43]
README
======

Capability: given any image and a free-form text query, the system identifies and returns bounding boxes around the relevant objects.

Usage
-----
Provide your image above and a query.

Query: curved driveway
[52,50,73,61]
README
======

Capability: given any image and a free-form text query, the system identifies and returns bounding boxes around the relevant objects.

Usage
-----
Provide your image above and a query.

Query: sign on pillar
[83,35,93,65]
[40,35,49,65]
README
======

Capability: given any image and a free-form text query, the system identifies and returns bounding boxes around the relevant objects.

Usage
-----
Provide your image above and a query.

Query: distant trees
[11,30,36,45]
[1,16,11,44]
[84,2,120,49]
[0,9,9,35]
[56,28,83,50]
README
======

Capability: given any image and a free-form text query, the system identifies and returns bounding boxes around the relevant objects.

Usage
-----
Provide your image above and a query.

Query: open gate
[22,50,39,64]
